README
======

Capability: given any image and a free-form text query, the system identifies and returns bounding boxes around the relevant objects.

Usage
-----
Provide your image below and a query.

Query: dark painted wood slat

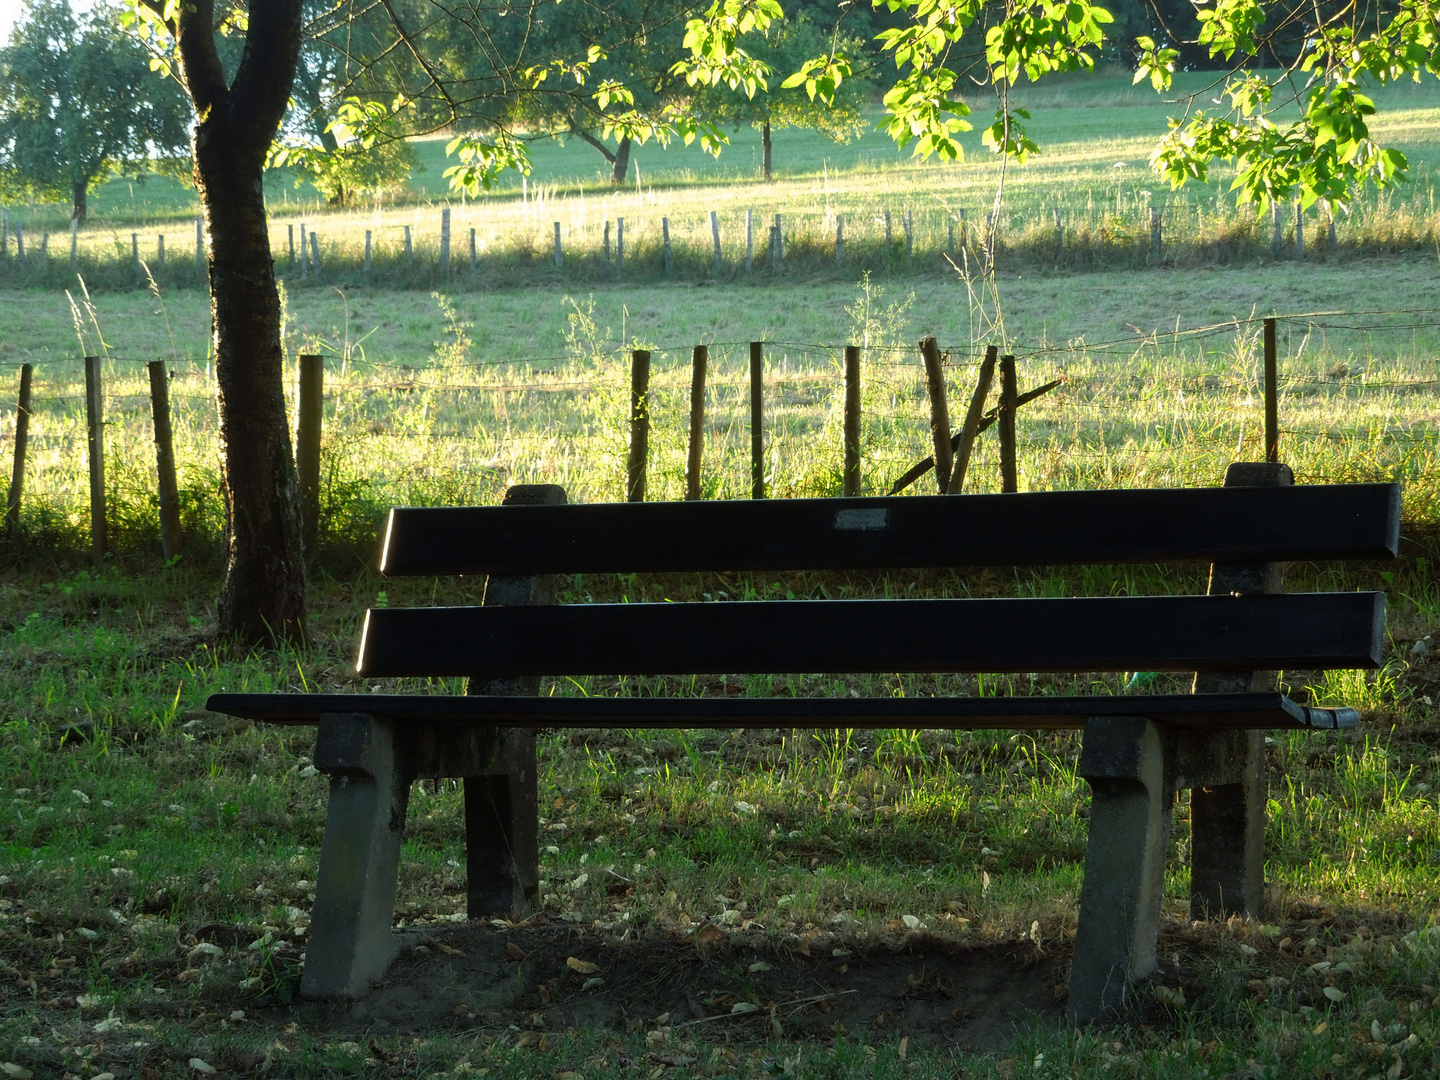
[205,691,1342,730]
[379,485,1401,576]
[357,593,1384,678]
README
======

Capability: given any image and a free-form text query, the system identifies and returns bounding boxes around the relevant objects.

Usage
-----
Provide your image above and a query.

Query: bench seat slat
[380,485,1401,576]
[357,592,1384,678]
[204,691,1359,730]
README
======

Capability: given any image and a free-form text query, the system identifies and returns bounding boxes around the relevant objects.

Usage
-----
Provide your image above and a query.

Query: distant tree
[695,12,869,180]
[0,0,190,220]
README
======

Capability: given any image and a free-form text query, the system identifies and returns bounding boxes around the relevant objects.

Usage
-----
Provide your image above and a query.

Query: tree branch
[169,0,229,121]
[230,0,305,154]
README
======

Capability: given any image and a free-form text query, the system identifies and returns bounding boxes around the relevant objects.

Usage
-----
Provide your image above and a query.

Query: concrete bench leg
[302,714,412,1000]
[1067,716,1173,1024]
[465,729,539,916]
[1190,729,1265,919]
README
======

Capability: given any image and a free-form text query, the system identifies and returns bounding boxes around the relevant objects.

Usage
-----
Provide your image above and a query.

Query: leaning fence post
[998,355,1018,493]
[310,230,322,279]
[440,207,451,273]
[710,211,722,273]
[363,230,372,285]
[745,209,754,273]
[5,363,32,541]
[920,337,952,492]
[554,221,564,268]
[626,349,651,502]
[835,215,844,265]
[297,354,324,549]
[750,342,765,499]
[1294,203,1305,261]
[146,361,182,561]
[844,345,862,497]
[84,355,106,566]
[948,346,997,494]
[662,218,674,277]
[1263,317,1279,463]
[685,345,708,500]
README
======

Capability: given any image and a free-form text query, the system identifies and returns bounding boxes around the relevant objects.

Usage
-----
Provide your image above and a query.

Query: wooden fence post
[603,220,611,267]
[750,341,765,499]
[39,233,48,268]
[1263,317,1279,463]
[84,355,106,566]
[843,344,861,496]
[998,355,1018,493]
[920,337,952,492]
[470,228,478,275]
[947,346,997,494]
[835,215,844,265]
[554,221,564,268]
[948,219,956,258]
[404,224,412,264]
[310,231,322,279]
[626,349,651,502]
[69,219,78,272]
[5,363,31,540]
[288,224,295,268]
[772,214,782,270]
[131,233,139,279]
[13,224,22,268]
[662,218,674,277]
[1294,203,1305,261]
[685,344,708,500]
[157,234,165,269]
[440,207,451,272]
[147,361,182,561]
[745,209,754,272]
[710,211,722,273]
[904,210,914,267]
[297,354,324,549]
[364,230,372,285]
[616,217,625,278]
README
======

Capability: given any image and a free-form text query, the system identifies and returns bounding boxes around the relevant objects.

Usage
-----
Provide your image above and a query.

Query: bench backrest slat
[358,592,1385,678]
[379,485,1400,576]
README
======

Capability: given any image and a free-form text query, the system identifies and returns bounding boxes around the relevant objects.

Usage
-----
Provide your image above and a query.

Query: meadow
[0,69,1439,1080]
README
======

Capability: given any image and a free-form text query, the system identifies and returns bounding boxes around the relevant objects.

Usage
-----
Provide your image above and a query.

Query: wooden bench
[207,462,1400,1022]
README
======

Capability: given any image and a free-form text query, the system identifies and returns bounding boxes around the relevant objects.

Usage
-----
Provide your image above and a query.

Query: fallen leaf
[731,1002,759,1014]
[748,961,773,973]
[514,1031,543,1049]
[1155,985,1186,1008]
[1,1065,33,1080]
[695,924,726,945]
[582,977,604,990]
[769,1006,783,1039]
[566,957,599,975]
[644,1029,671,1049]
[507,943,528,961]
[438,943,466,958]
[93,1017,124,1034]
[189,1060,217,1076]
[898,1037,909,1061]
[1323,986,1346,1002]
[649,1054,697,1067]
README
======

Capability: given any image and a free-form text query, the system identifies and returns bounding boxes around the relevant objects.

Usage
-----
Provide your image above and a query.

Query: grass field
[1,68,1440,1080]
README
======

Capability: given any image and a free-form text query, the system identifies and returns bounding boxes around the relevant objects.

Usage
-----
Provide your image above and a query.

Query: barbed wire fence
[2,308,1437,562]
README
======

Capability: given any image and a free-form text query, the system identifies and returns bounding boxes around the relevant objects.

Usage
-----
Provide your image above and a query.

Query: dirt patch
[288,922,1066,1052]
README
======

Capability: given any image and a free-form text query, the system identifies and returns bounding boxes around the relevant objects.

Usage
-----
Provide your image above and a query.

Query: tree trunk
[195,120,306,644]
[611,135,632,186]
[171,0,307,646]
[762,121,772,182]
[71,181,86,222]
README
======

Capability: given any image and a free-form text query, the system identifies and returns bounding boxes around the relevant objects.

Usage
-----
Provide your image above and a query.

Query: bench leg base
[1067,716,1172,1024]
[1190,730,1265,919]
[302,716,411,1000]
[465,729,540,917]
